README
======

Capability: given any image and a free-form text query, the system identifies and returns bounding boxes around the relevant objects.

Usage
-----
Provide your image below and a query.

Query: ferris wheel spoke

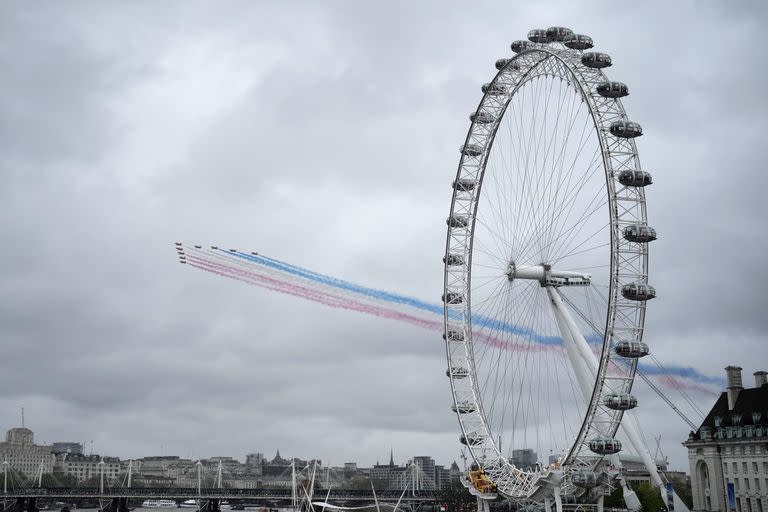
[530,179,607,265]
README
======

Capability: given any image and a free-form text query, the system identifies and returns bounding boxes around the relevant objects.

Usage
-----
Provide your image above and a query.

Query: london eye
[443,27,657,508]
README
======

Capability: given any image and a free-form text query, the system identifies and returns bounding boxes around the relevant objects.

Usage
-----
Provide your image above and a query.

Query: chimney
[726,366,743,410]
[754,370,768,388]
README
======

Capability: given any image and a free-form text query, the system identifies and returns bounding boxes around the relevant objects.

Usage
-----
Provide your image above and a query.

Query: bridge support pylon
[200,499,220,512]
[1,498,25,512]
[100,497,129,512]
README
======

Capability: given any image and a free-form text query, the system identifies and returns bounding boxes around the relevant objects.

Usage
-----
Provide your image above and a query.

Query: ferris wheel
[442,27,657,505]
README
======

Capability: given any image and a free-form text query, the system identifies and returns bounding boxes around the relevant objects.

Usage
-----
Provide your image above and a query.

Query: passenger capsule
[453,179,477,192]
[451,402,477,414]
[442,292,464,305]
[470,111,496,124]
[446,367,469,379]
[481,82,507,96]
[211,246,218,250]
[511,40,532,53]
[460,432,486,446]
[617,170,652,188]
[460,143,484,157]
[596,81,628,98]
[621,283,656,301]
[443,253,465,266]
[495,58,509,70]
[603,393,638,411]
[447,215,469,228]
[623,224,657,243]
[581,52,612,68]
[442,329,465,341]
[527,29,551,43]
[614,341,649,359]
[546,26,573,42]
[563,34,593,50]
[194,245,202,249]
[610,120,643,138]
[571,471,598,489]
[588,437,622,455]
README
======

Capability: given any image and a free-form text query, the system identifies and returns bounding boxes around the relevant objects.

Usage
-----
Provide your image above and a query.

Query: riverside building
[0,427,54,479]
[683,366,768,512]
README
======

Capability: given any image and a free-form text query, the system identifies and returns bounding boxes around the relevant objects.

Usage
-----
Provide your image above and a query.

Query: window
[755,463,760,473]
[764,462,768,473]
[746,478,751,491]
[756,478,761,491]
[735,462,740,473]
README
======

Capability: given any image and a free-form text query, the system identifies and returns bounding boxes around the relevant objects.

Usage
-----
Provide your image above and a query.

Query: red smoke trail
[188,254,560,354]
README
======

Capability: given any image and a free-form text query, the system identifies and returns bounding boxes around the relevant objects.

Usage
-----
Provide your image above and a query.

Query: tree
[633,482,666,512]
[668,476,692,510]
[41,472,78,487]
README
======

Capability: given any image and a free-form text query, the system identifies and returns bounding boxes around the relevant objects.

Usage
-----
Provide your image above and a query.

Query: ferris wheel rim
[443,37,651,501]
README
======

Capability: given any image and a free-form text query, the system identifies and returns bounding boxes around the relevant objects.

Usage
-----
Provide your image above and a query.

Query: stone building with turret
[683,366,768,512]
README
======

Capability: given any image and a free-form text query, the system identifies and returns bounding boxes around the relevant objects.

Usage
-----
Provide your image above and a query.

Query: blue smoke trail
[221,250,721,388]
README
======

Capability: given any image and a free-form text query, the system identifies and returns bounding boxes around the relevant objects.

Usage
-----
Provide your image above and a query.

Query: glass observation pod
[511,40,532,53]
[581,52,612,68]
[452,402,478,414]
[563,33,594,50]
[442,291,464,305]
[597,81,629,98]
[621,283,656,301]
[443,329,465,341]
[589,437,622,455]
[571,471,599,489]
[460,143,484,157]
[470,111,496,124]
[527,28,551,43]
[447,215,469,228]
[610,120,643,138]
[618,170,653,187]
[495,59,520,71]
[614,341,650,358]
[444,253,465,266]
[603,393,638,410]
[460,432,486,446]
[446,367,470,378]
[481,82,507,96]
[453,179,477,192]
[546,26,573,41]
[623,224,657,243]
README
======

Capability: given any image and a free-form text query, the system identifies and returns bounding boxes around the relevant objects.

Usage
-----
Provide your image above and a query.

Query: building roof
[686,383,768,442]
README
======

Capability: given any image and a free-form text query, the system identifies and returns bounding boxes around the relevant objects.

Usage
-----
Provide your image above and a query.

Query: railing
[0,487,439,501]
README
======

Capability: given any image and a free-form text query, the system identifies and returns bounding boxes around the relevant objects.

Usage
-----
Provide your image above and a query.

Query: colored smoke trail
[188,253,562,355]
[178,245,723,392]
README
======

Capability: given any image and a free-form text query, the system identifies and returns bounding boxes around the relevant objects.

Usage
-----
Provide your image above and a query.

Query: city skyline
[1,1,766,477]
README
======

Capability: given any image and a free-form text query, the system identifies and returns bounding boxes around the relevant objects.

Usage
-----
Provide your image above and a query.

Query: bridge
[1,487,441,512]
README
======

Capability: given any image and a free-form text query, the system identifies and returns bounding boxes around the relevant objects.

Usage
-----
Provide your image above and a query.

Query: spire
[389,448,394,466]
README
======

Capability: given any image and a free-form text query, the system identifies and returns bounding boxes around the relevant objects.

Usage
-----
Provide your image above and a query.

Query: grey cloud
[0,1,766,473]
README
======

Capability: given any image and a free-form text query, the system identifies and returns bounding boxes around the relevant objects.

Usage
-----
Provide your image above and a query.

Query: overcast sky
[1,1,767,474]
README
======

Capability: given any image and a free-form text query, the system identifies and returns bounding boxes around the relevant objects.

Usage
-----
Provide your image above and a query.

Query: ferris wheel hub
[506,263,591,287]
